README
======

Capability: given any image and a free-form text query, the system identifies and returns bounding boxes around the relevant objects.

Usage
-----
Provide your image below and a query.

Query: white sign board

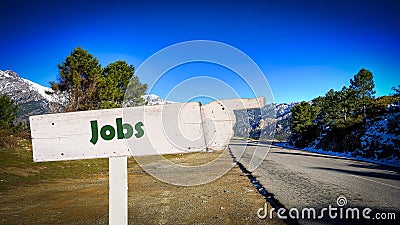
[30,97,265,162]
[30,103,203,161]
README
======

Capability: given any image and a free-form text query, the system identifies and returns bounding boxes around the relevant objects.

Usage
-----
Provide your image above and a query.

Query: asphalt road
[229,139,400,225]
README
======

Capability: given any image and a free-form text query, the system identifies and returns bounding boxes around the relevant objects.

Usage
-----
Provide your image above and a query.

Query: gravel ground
[0,151,283,225]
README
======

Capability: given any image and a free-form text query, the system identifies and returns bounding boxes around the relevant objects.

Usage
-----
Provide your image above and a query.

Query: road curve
[229,139,400,225]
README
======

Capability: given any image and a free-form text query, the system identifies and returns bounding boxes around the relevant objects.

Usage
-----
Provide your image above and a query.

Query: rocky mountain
[143,94,166,105]
[233,102,297,141]
[274,103,297,140]
[0,70,53,122]
[143,94,177,105]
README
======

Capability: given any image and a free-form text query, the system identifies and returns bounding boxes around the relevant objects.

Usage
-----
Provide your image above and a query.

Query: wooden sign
[30,97,265,162]
[30,102,205,162]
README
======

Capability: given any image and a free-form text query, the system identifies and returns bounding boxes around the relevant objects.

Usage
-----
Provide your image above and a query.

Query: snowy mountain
[143,94,166,105]
[143,94,176,105]
[233,102,297,141]
[274,102,297,140]
[0,70,54,121]
[0,70,53,101]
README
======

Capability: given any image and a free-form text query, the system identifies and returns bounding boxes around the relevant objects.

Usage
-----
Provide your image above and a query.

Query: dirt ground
[0,151,283,225]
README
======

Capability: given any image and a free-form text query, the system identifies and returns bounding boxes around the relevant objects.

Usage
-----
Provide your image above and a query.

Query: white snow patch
[21,78,54,102]
[0,70,12,78]
[142,94,179,105]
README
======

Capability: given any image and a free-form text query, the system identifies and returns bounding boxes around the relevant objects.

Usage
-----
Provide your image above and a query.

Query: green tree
[350,68,376,120]
[98,60,147,108]
[370,95,397,116]
[391,85,400,104]
[289,101,319,147]
[50,46,103,112]
[319,89,338,126]
[49,47,147,111]
[0,94,19,130]
[333,86,358,126]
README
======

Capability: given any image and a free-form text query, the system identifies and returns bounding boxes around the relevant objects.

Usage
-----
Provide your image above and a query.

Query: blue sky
[0,0,399,103]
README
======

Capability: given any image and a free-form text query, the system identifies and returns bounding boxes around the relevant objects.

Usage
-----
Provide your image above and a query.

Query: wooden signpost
[30,97,265,225]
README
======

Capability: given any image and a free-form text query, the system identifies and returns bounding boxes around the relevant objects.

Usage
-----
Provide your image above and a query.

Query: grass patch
[0,130,189,192]
[0,131,110,192]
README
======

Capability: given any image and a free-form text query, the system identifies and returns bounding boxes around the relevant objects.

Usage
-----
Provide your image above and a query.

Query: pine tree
[50,47,103,112]
[350,68,376,120]
[391,85,400,104]
[0,94,19,130]
[124,73,148,107]
[336,86,358,126]
[98,60,147,108]
[49,47,147,111]
[321,89,338,126]
[370,95,397,116]
[289,101,319,146]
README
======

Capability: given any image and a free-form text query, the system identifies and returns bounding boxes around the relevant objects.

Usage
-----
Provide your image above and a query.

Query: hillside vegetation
[288,69,400,162]
[0,95,108,192]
